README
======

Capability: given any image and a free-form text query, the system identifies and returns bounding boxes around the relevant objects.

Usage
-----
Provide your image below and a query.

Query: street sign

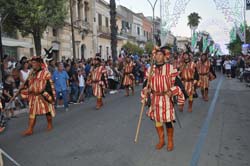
[247,0,250,10]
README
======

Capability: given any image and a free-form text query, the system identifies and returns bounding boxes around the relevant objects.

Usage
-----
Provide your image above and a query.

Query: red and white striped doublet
[179,62,196,96]
[123,61,135,86]
[90,66,108,98]
[21,69,56,118]
[141,64,185,123]
[197,60,211,89]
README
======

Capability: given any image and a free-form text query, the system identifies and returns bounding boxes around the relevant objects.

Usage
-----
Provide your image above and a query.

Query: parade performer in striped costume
[196,53,216,101]
[141,47,185,151]
[123,56,135,96]
[179,52,199,112]
[88,54,108,109]
[172,52,182,71]
[20,56,56,136]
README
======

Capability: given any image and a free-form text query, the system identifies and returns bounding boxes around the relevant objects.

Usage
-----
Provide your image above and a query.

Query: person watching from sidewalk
[53,63,70,111]
[77,68,85,103]
[223,57,232,79]
[3,75,16,119]
[20,61,31,86]
[69,62,79,103]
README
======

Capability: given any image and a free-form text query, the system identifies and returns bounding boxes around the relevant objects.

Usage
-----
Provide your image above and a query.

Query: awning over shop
[2,37,33,48]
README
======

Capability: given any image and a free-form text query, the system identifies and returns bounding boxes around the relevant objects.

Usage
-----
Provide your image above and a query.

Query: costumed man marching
[20,56,56,136]
[172,52,182,71]
[196,53,216,101]
[122,55,135,96]
[88,54,108,109]
[178,52,199,112]
[141,47,185,151]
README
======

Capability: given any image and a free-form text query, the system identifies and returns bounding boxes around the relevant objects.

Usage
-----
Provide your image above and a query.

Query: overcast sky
[104,0,250,54]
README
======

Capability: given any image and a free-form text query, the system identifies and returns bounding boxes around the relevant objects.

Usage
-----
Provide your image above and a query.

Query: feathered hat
[30,56,43,63]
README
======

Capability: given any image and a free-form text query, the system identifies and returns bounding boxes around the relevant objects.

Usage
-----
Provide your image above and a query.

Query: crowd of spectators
[211,54,250,80]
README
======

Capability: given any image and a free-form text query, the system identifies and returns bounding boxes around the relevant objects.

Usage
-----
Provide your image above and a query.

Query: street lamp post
[146,0,159,45]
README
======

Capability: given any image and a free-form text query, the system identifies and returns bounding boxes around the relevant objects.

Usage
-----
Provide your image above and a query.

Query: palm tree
[187,12,201,37]
[110,0,117,61]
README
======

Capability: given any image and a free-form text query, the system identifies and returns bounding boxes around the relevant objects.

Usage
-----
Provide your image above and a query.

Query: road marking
[190,76,224,166]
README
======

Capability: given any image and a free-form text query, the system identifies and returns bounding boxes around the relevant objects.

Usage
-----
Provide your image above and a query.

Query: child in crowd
[3,75,16,119]
[78,68,85,103]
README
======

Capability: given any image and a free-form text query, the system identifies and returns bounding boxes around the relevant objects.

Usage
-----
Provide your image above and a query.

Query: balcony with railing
[119,28,135,39]
[136,35,147,42]
[98,26,110,34]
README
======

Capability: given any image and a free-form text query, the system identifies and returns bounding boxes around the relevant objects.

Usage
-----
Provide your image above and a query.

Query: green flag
[209,45,214,54]
[191,32,197,49]
[202,36,208,53]
[230,27,236,42]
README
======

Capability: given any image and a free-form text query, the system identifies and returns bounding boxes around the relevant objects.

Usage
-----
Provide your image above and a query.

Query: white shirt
[20,69,30,81]
[224,60,232,70]
[106,66,115,80]
[78,75,85,87]
[216,59,221,66]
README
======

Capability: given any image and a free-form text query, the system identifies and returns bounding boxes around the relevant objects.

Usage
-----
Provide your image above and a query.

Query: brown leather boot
[179,104,184,112]
[155,126,165,150]
[46,114,53,131]
[204,89,209,101]
[201,89,205,100]
[100,98,103,107]
[22,118,36,136]
[131,87,135,96]
[166,127,174,151]
[188,100,193,112]
[125,88,129,96]
[96,98,102,110]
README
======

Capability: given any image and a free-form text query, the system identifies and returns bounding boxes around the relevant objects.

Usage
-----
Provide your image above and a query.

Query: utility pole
[147,0,159,45]
[91,0,98,55]
[243,0,247,44]
[70,0,76,60]
[0,18,4,82]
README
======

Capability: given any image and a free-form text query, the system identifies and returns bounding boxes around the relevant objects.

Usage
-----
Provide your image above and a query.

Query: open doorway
[81,44,86,60]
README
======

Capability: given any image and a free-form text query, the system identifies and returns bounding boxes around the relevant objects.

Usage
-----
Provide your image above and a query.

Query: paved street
[0,73,250,166]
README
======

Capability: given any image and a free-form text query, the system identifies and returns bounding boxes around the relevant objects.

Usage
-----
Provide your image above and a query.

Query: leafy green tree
[0,0,68,56]
[145,41,154,54]
[228,25,250,55]
[187,12,201,36]
[122,42,144,55]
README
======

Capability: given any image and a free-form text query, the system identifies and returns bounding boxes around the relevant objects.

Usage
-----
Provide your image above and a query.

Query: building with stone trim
[2,1,154,61]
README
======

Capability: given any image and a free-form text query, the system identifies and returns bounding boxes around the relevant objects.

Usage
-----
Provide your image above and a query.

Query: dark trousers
[71,83,79,102]
[108,79,117,90]
[56,90,68,108]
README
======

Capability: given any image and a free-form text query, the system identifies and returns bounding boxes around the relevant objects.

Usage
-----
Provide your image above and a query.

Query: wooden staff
[134,50,155,143]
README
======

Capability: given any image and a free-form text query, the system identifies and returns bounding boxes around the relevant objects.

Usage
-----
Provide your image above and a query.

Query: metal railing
[98,26,110,34]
